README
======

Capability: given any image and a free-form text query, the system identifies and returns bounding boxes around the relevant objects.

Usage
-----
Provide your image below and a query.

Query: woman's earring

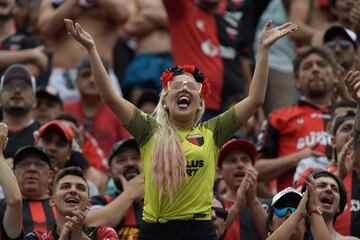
[163,104,168,110]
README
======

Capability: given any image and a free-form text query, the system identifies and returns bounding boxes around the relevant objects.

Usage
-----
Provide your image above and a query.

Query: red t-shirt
[164,0,222,111]
[63,100,131,155]
[258,100,331,191]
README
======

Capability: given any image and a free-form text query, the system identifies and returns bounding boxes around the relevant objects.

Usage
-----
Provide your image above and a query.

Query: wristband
[309,206,322,216]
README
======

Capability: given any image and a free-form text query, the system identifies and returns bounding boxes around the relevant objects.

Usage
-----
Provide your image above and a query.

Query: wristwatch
[309,206,323,216]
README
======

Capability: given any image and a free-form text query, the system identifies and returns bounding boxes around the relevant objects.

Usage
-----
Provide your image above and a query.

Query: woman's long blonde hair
[151,89,205,198]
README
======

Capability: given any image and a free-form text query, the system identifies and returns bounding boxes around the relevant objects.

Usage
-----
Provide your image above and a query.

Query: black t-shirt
[66,151,90,170]
[4,122,39,159]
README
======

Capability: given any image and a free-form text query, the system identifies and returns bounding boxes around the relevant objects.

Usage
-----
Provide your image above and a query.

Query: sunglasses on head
[212,207,228,220]
[325,40,353,50]
[273,207,297,217]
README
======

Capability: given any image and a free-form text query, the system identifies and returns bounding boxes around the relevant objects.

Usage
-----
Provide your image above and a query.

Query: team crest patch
[186,134,204,146]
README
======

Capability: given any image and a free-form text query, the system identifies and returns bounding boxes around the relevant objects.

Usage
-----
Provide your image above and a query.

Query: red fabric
[164,0,224,111]
[63,100,131,155]
[82,132,107,172]
[223,199,240,240]
[334,172,352,236]
[96,226,119,239]
[259,102,331,191]
[29,202,50,233]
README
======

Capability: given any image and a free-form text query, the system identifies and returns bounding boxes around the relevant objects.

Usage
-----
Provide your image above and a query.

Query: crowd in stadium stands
[1,0,360,239]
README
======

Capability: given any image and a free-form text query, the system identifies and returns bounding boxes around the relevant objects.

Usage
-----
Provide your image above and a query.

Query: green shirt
[126,108,241,223]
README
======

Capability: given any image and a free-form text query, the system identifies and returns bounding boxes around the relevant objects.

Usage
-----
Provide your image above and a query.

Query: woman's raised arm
[64,19,134,125]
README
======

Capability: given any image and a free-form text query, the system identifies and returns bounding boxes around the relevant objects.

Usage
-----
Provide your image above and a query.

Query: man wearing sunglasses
[0,64,39,159]
[323,26,357,71]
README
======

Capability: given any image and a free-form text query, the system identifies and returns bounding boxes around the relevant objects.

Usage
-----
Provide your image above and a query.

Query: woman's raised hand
[259,20,297,49]
[64,18,95,51]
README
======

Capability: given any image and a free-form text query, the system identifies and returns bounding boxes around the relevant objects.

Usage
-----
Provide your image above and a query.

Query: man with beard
[217,138,268,240]
[24,167,119,240]
[85,139,144,239]
[256,47,336,192]
[0,64,38,159]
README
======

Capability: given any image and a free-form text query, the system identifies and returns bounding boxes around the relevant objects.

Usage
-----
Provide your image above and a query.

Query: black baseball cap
[108,138,140,165]
[13,145,51,169]
[0,64,36,94]
[36,86,62,104]
[323,26,357,48]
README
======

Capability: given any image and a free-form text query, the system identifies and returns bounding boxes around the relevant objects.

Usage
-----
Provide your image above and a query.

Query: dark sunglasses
[325,40,353,50]
[212,207,228,220]
[273,207,297,217]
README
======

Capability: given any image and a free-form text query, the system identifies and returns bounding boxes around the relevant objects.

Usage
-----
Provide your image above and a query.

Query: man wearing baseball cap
[217,138,267,240]
[33,86,63,126]
[0,64,39,159]
[323,26,358,71]
[2,145,56,235]
[86,138,144,239]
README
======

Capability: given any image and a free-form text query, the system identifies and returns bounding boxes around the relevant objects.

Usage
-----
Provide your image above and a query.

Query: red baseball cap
[217,139,256,168]
[36,120,74,144]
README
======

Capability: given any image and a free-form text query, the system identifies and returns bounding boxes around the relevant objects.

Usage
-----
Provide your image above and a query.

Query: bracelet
[309,207,322,216]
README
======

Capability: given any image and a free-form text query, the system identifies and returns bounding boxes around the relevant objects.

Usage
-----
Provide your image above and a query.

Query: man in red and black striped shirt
[85,139,144,239]
[0,145,56,236]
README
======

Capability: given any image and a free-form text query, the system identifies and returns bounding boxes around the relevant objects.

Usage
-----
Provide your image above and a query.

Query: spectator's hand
[305,175,320,213]
[28,46,49,72]
[294,143,323,162]
[344,71,360,104]
[337,138,353,179]
[259,21,297,49]
[244,166,258,205]
[296,189,309,219]
[235,174,249,213]
[119,174,144,201]
[65,206,88,240]
[0,123,8,152]
[59,222,71,240]
[334,64,352,101]
[64,19,95,50]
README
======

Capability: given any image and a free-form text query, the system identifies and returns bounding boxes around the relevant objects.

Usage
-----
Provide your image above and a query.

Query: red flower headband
[160,64,211,98]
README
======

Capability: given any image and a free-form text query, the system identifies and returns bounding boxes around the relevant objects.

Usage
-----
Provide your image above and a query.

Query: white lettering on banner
[220,45,236,59]
[296,131,331,149]
[351,200,360,212]
[201,40,219,57]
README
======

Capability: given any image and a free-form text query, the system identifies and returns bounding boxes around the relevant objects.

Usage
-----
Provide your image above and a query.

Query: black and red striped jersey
[24,225,118,240]
[91,192,142,239]
[335,171,360,237]
[258,100,331,191]
[0,198,56,237]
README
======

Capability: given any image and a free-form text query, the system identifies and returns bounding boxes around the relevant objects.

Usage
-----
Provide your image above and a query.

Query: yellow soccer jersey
[125,107,241,223]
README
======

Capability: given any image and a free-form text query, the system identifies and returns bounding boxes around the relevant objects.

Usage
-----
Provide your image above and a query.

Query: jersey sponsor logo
[201,39,219,57]
[220,45,236,59]
[310,113,331,120]
[351,199,360,212]
[117,226,139,240]
[223,11,243,28]
[186,160,204,176]
[186,133,204,146]
[296,118,304,125]
[296,131,331,149]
